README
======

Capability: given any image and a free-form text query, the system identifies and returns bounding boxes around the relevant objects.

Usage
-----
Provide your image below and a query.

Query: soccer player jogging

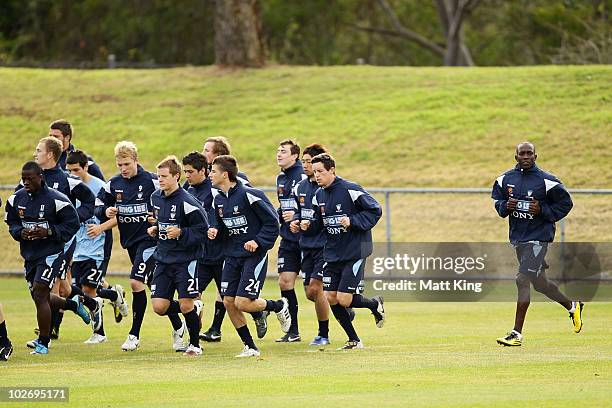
[208,155,291,357]
[310,154,385,350]
[147,156,208,356]
[275,140,307,342]
[0,198,13,361]
[195,138,267,342]
[48,119,105,180]
[5,162,91,355]
[96,142,185,351]
[29,137,98,341]
[289,144,331,346]
[0,304,13,361]
[0,206,11,361]
[182,152,224,339]
[66,150,129,344]
[492,142,582,347]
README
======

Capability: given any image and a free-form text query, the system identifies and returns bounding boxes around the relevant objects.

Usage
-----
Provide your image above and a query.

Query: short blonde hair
[39,136,63,162]
[114,141,138,161]
[157,155,183,177]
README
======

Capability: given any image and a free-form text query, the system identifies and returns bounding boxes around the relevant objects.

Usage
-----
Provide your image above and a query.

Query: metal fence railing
[3,185,611,247]
[2,184,612,277]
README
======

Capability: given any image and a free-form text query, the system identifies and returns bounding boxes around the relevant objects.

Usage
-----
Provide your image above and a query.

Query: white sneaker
[91,297,104,332]
[373,296,385,328]
[183,344,202,356]
[276,298,291,333]
[114,284,129,317]
[84,333,107,344]
[26,339,51,349]
[172,321,187,351]
[235,345,260,358]
[337,340,365,350]
[121,334,139,351]
[194,300,203,330]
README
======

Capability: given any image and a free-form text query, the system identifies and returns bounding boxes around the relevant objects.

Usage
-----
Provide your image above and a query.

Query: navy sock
[94,314,105,336]
[70,285,84,298]
[168,312,183,331]
[129,290,147,337]
[50,309,58,328]
[251,311,263,319]
[281,289,299,334]
[97,288,118,302]
[349,294,378,312]
[63,298,77,313]
[81,294,98,312]
[236,325,257,349]
[318,320,329,338]
[210,301,225,332]
[331,304,359,342]
[183,308,200,347]
[39,335,50,347]
[265,299,284,313]
[0,321,8,345]
[164,300,181,316]
[53,310,64,333]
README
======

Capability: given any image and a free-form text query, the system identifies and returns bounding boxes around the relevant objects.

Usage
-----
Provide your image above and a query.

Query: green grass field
[1,277,611,407]
[1,65,611,406]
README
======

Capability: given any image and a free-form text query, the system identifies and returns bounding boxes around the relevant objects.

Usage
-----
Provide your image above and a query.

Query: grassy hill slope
[0,65,610,187]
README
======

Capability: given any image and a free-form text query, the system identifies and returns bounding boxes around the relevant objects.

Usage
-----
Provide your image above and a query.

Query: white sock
[568,301,576,314]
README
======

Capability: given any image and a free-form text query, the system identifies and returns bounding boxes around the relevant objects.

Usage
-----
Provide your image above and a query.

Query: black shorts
[197,262,223,293]
[127,241,157,284]
[301,248,324,286]
[24,252,63,291]
[515,241,549,276]
[323,259,365,294]
[71,259,106,288]
[58,237,77,280]
[221,252,268,299]
[150,260,199,300]
[278,239,301,273]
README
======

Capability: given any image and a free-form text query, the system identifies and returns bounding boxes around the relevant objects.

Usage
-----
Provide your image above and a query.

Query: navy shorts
[323,259,366,294]
[301,248,324,286]
[127,241,157,284]
[71,259,105,288]
[150,260,199,300]
[221,252,268,299]
[515,241,549,276]
[197,262,223,293]
[278,239,301,273]
[24,252,64,291]
[58,237,76,280]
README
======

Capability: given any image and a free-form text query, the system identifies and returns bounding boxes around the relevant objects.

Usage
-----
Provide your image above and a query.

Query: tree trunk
[436,0,477,66]
[214,0,265,67]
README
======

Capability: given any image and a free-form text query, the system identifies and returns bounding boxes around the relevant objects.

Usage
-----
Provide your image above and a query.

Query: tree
[214,0,266,67]
[352,0,480,66]
[435,0,480,65]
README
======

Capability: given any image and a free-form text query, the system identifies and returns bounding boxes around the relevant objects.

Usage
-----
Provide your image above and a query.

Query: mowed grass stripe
[1,277,611,407]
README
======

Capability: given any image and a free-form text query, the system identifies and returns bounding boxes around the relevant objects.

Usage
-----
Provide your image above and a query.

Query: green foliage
[0,0,215,64]
[0,0,609,66]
